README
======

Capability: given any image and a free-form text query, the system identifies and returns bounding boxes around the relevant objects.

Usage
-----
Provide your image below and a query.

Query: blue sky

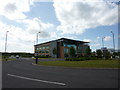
[0,0,119,53]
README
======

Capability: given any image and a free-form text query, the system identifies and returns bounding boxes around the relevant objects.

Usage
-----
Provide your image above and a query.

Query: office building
[34,38,89,58]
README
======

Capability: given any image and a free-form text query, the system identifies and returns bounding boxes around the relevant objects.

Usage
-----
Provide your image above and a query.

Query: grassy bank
[38,60,120,68]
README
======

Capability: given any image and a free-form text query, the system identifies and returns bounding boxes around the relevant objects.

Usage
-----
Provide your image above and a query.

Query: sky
[0,0,119,53]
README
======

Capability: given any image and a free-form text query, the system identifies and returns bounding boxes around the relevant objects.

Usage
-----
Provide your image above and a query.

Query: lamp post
[102,37,105,59]
[102,37,105,48]
[4,31,9,61]
[36,32,41,44]
[5,31,9,53]
[111,31,115,52]
[35,32,40,64]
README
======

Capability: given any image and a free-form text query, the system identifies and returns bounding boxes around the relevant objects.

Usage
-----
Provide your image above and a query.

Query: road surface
[2,58,119,88]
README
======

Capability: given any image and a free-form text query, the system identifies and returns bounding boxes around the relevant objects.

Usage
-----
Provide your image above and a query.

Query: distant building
[97,47,118,54]
[115,49,120,53]
[101,48,119,54]
[101,47,108,54]
[107,48,115,54]
[34,38,89,58]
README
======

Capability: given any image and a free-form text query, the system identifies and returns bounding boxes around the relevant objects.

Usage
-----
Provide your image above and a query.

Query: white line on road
[8,74,66,86]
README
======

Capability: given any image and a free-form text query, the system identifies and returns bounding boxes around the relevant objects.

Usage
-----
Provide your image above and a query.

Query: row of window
[36,46,49,50]
[35,50,49,53]
[64,47,86,53]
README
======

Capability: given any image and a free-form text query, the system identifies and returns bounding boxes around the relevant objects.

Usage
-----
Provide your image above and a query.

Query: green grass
[38,60,120,68]
[33,58,50,59]
[1,58,16,61]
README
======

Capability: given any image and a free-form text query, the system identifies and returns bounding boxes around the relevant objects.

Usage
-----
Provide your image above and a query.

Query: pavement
[2,58,119,88]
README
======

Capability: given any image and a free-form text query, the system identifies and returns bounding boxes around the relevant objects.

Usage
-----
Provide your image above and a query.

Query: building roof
[34,38,89,46]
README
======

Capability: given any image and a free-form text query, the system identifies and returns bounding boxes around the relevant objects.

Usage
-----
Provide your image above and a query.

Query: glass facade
[77,46,83,53]
[63,42,76,50]
[46,46,49,49]
[63,42,87,56]
[64,48,69,53]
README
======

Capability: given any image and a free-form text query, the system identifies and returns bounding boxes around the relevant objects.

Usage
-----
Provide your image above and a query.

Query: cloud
[91,43,100,47]
[4,3,17,13]
[97,36,100,39]
[0,21,36,52]
[17,17,54,38]
[0,17,56,52]
[83,39,92,42]
[53,0,118,34]
[104,36,112,41]
[93,36,100,42]
[0,0,33,20]
[0,21,35,43]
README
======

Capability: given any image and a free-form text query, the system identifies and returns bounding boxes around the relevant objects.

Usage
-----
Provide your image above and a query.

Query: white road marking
[8,74,66,86]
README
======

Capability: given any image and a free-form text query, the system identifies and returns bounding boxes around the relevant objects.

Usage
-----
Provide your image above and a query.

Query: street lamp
[5,31,9,53]
[36,32,40,44]
[111,31,115,52]
[35,32,40,64]
[102,37,105,48]
[102,37,106,59]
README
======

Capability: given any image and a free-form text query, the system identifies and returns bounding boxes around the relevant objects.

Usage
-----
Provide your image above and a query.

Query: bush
[65,57,98,61]
[37,55,51,58]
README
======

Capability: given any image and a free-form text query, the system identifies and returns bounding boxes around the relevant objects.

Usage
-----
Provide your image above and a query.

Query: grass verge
[1,58,16,61]
[38,60,120,68]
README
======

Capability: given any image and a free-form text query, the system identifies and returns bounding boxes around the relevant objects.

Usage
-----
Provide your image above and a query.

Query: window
[39,51,41,53]
[43,47,45,49]
[42,50,45,53]
[63,43,76,50]
[46,50,49,53]
[46,46,49,49]
[64,48,69,53]
[36,48,39,50]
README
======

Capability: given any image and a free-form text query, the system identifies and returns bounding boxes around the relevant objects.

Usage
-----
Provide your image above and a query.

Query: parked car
[16,55,19,58]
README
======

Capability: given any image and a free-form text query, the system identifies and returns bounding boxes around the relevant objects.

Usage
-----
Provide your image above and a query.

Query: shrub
[65,57,98,61]
[37,55,51,58]
[69,47,76,58]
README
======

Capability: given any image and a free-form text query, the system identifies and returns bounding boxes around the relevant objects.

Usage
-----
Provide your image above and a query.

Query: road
[2,58,119,88]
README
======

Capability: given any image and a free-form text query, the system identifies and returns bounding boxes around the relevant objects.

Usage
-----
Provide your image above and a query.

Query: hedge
[35,55,51,58]
[65,57,98,61]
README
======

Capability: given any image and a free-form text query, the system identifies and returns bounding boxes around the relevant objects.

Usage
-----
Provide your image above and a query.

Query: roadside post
[35,32,40,64]
[35,53,38,64]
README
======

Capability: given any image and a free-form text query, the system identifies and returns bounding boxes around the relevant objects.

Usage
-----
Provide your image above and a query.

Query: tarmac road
[2,58,119,88]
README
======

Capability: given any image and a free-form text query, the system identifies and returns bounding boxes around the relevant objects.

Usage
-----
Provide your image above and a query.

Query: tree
[85,47,91,57]
[113,52,117,56]
[113,52,119,58]
[96,49,102,58]
[69,47,76,58]
[64,53,69,59]
[53,48,57,58]
[91,51,96,57]
[104,51,111,59]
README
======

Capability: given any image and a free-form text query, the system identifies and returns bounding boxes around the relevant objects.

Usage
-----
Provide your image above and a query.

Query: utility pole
[102,37,105,59]
[5,31,9,53]
[111,31,115,52]
[36,32,40,44]
[102,37,105,48]
[35,32,40,64]
[5,31,9,61]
